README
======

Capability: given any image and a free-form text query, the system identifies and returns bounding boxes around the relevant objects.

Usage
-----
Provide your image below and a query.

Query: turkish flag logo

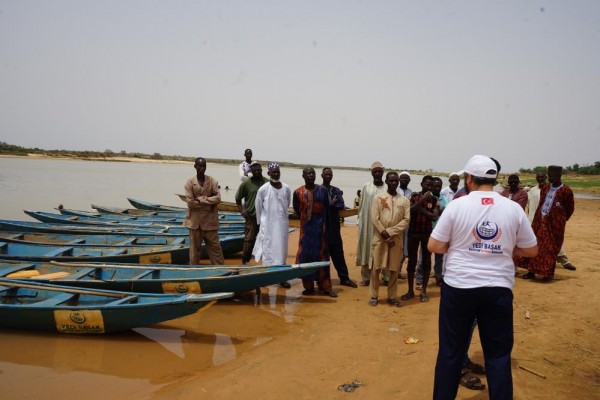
[482,198,494,205]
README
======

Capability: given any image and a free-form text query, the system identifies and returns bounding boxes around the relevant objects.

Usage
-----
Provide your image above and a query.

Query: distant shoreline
[2,153,598,195]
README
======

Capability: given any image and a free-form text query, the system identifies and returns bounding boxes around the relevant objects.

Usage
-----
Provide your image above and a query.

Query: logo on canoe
[69,312,86,324]
[149,255,162,263]
[175,284,189,293]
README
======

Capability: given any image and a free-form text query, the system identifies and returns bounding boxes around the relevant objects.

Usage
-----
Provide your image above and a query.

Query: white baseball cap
[461,155,497,179]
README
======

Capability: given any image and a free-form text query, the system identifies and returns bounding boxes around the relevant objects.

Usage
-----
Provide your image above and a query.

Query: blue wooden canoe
[56,207,185,223]
[0,240,191,264]
[1,219,244,236]
[58,206,245,223]
[128,197,186,212]
[0,231,188,246]
[92,203,185,217]
[0,277,232,334]
[0,260,329,294]
[0,233,245,258]
[24,210,246,230]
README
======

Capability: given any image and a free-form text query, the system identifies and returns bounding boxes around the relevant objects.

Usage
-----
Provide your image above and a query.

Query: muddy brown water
[0,288,301,399]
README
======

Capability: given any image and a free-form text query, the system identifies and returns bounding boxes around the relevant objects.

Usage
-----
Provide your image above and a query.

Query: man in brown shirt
[500,174,528,210]
[183,157,224,265]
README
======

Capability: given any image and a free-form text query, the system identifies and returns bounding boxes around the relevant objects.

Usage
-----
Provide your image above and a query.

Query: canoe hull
[0,300,211,334]
[0,278,232,334]
[0,233,243,258]
[0,261,329,295]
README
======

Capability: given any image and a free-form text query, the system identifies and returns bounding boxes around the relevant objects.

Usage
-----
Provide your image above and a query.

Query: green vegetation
[520,162,600,176]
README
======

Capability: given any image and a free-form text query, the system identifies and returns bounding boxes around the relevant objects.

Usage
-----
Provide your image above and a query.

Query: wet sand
[1,199,599,399]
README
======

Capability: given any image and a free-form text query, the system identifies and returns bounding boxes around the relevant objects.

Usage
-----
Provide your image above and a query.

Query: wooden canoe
[0,240,191,264]
[21,211,245,235]
[0,233,245,259]
[0,260,330,295]
[0,219,242,237]
[128,197,186,212]
[57,207,243,224]
[92,204,185,217]
[0,277,232,334]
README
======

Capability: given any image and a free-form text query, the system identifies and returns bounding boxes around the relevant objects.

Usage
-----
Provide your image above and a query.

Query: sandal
[302,289,317,296]
[420,293,430,302]
[400,292,414,301]
[459,370,486,390]
[369,298,378,306]
[520,272,535,280]
[563,263,576,271]
[387,299,401,307]
[466,361,486,375]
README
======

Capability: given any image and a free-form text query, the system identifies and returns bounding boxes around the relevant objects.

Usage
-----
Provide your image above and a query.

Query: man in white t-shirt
[239,148,254,181]
[428,155,538,400]
[440,172,460,204]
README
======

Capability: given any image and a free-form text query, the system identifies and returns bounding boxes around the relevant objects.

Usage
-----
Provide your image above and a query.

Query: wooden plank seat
[114,238,137,246]
[0,263,37,277]
[56,268,96,281]
[31,293,78,307]
[129,270,156,280]
[105,295,138,306]
[44,246,74,257]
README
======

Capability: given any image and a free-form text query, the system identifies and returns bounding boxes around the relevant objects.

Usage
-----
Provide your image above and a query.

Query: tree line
[519,162,600,176]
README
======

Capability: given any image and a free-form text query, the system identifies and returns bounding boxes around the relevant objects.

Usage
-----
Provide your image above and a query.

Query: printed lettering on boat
[139,252,172,264]
[161,281,201,294]
[54,310,105,334]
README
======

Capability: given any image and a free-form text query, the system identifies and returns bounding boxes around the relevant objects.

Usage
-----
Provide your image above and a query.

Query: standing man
[253,162,293,288]
[527,171,576,271]
[239,148,254,181]
[428,155,538,400]
[353,190,361,208]
[500,174,528,210]
[321,167,358,288]
[520,165,575,281]
[402,175,439,302]
[294,167,336,297]
[368,172,410,307]
[356,162,387,286]
[441,172,461,204]
[396,171,413,279]
[235,162,269,265]
[526,171,547,222]
[183,157,224,265]
[430,177,448,286]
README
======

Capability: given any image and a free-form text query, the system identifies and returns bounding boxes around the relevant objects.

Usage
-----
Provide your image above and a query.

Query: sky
[1,1,599,173]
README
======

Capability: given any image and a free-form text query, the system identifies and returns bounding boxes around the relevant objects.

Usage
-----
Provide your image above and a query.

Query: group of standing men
[356,163,456,306]
[185,151,577,399]
[185,149,357,296]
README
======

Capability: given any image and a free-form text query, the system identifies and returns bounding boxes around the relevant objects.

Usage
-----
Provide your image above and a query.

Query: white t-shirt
[440,186,458,204]
[430,191,537,290]
[239,161,252,181]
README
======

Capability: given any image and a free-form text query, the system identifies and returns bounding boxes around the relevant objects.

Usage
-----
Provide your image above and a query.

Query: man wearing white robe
[253,163,293,287]
[355,161,387,286]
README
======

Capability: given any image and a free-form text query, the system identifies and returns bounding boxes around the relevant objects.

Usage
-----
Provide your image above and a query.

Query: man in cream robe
[356,161,387,286]
[368,172,410,306]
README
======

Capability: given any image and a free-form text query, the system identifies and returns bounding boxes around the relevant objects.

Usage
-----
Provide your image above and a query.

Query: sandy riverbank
[148,198,600,400]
